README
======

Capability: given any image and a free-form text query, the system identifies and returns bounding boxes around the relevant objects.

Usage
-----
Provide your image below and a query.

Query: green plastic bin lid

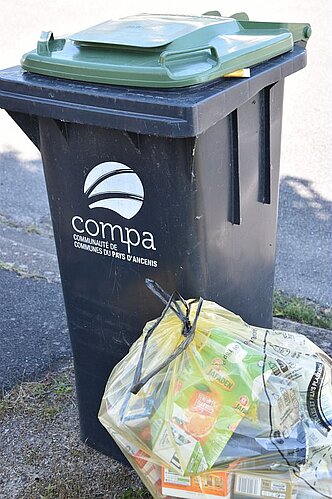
[20,13,311,88]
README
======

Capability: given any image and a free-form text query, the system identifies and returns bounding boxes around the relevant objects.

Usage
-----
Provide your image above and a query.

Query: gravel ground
[0,361,147,499]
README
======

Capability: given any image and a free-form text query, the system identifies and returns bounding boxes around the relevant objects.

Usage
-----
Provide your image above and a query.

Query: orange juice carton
[151,328,267,474]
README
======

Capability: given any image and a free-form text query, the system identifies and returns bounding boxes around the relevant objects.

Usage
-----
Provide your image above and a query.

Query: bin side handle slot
[125,131,141,153]
[53,119,70,144]
[229,109,241,225]
[258,84,274,205]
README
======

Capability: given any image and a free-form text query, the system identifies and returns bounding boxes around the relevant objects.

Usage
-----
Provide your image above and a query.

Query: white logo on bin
[84,162,144,219]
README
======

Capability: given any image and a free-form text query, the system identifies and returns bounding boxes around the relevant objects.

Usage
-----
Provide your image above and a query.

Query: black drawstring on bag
[130,279,203,395]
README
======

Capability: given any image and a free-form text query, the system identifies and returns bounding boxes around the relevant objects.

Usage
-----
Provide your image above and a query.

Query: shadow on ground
[0,148,52,231]
[275,175,331,305]
[0,269,70,393]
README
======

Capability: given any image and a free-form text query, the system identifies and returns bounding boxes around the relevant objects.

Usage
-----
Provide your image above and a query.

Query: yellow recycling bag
[99,280,332,499]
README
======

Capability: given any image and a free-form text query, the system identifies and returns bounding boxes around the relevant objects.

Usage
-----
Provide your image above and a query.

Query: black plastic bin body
[0,43,306,461]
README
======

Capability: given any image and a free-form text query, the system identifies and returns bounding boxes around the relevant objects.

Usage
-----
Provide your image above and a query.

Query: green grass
[122,489,151,499]
[0,371,73,422]
[273,291,332,330]
[0,214,45,236]
[1,365,150,499]
[22,470,148,499]
[0,260,46,281]
[26,480,83,499]
[0,213,20,228]
[26,223,42,235]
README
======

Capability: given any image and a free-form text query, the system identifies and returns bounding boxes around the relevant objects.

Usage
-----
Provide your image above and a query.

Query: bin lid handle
[37,31,65,55]
[203,11,250,21]
[159,45,219,81]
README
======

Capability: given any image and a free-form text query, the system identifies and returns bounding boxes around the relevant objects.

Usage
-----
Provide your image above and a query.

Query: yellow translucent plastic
[99,295,332,499]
